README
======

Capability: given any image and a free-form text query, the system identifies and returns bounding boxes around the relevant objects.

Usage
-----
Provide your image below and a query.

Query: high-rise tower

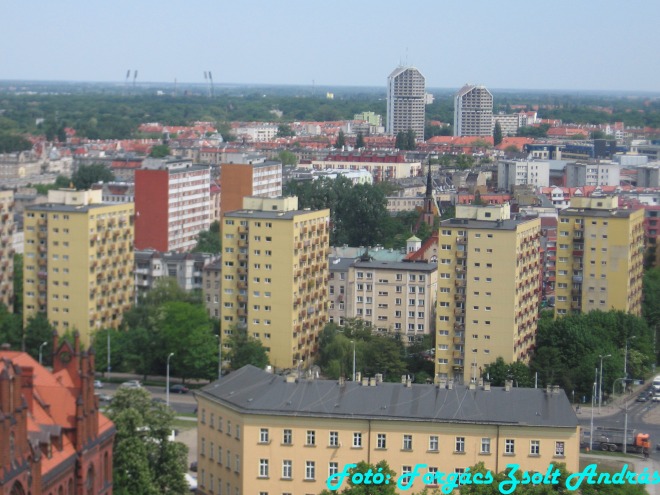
[386,66,426,139]
[454,84,494,137]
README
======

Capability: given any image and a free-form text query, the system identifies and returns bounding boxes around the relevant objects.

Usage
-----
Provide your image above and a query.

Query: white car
[94,380,103,389]
[652,394,660,402]
[119,380,142,389]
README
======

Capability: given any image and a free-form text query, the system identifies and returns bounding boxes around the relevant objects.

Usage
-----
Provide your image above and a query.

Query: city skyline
[2,0,660,93]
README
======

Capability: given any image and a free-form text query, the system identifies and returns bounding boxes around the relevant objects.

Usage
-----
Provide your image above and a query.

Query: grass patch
[173,418,197,431]
[580,448,639,458]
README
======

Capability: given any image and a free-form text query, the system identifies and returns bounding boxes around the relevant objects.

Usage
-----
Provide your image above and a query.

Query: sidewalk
[581,453,659,495]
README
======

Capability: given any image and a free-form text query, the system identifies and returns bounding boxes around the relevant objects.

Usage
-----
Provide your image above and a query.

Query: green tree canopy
[355,131,365,149]
[277,150,298,167]
[225,325,269,370]
[335,130,346,148]
[192,221,221,253]
[71,163,115,189]
[276,123,295,137]
[493,121,503,146]
[149,144,170,158]
[108,388,188,495]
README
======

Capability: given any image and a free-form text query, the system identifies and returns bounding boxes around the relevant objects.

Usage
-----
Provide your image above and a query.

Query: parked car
[169,384,189,394]
[96,393,112,403]
[94,380,103,389]
[636,395,648,402]
[119,380,142,389]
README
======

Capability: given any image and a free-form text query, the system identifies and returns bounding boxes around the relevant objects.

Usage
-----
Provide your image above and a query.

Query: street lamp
[611,377,630,454]
[598,354,611,413]
[351,340,356,382]
[38,341,48,365]
[166,352,174,407]
[589,373,596,452]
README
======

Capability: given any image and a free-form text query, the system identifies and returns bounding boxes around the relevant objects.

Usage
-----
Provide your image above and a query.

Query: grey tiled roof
[197,365,578,428]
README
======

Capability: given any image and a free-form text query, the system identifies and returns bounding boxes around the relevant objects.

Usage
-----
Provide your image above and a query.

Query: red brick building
[0,332,114,495]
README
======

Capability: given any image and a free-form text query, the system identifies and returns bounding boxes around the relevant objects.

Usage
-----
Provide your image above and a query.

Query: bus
[652,375,660,392]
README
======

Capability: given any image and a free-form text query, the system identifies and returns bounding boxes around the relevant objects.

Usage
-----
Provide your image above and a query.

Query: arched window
[103,452,110,485]
[9,481,26,495]
[67,479,73,495]
[85,464,95,495]
[58,486,63,495]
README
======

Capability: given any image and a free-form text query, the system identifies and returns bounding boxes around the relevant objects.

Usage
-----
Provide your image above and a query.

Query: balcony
[456,250,466,259]
[453,336,464,345]
[453,350,464,359]
[454,293,466,302]
[571,288,581,296]
[454,278,466,288]
[572,275,583,283]
[571,300,582,310]
[455,265,465,274]
[454,308,465,317]
[454,322,464,331]
[237,281,247,290]
[456,237,467,245]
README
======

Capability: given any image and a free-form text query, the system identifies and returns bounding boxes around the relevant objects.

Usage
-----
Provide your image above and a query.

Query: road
[95,381,198,415]
[578,394,660,459]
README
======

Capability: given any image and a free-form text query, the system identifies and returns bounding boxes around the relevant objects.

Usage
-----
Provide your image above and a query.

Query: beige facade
[435,205,542,384]
[203,259,222,319]
[329,260,438,343]
[23,189,134,345]
[221,197,330,369]
[195,366,580,495]
[0,190,15,310]
[554,196,644,317]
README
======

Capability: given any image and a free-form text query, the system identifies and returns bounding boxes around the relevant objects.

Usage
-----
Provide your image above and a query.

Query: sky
[2,0,660,93]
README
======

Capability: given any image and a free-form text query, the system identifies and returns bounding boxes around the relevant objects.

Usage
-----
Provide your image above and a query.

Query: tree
[226,326,269,370]
[108,387,188,495]
[71,163,114,189]
[0,133,32,153]
[192,220,221,253]
[277,150,298,167]
[335,130,346,148]
[406,129,417,150]
[504,145,520,153]
[355,131,365,149]
[493,121,503,146]
[276,123,295,137]
[149,144,170,158]
[24,313,55,363]
[395,131,407,150]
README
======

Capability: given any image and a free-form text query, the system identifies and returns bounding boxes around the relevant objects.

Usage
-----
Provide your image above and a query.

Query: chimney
[286,374,296,383]
[447,379,453,390]
[484,381,491,391]
[369,377,376,387]
[546,384,552,394]
[553,385,560,394]
[361,377,369,386]
[437,378,447,389]
[338,376,345,386]
[505,380,513,391]
[20,366,35,412]
[405,378,412,388]
[469,382,476,390]
[478,378,484,387]
[375,373,383,384]
[401,375,407,384]
[355,371,361,383]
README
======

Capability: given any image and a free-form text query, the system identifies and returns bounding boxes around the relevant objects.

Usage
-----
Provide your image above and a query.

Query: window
[481,437,491,454]
[429,435,439,452]
[530,440,540,455]
[283,429,292,445]
[505,439,515,454]
[259,459,269,478]
[305,461,316,480]
[403,435,412,450]
[329,431,338,447]
[353,432,362,448]
[377,434,387,449]
[282,460,292,479]
[402,466,412,475]
[260,428,269,443]
[306,430,316,446]
[455,437,465,453]
[555,441,565,457]
[329,462,339,477]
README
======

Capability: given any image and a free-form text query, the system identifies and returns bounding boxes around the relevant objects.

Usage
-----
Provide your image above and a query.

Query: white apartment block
[497,160,550,192]
[565,161,620,187]
[454,84,494,137]
[386,66,426,138]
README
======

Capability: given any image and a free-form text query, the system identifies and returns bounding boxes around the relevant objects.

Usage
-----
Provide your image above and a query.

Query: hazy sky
[2,0,659,92]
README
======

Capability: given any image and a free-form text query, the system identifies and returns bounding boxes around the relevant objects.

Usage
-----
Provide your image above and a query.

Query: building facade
[194,366,579,495]
[202,259,222,319]
[454,85,494,137]
[23,189,134,345]
[134,160,211,253]
[221,197,330,369]
[565,161,620,187]
[0,191,14,311]
[308,153,422,181]
[553,197,644,317]
[435,204,541,384]
[386,67,426,138]
[220,161,283,214]
[0,333,115,495]
[497,160,550,192]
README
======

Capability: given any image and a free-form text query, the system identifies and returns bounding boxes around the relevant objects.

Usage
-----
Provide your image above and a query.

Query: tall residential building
[435,204,541,384]
[221,197,330,369]
[497,159,550,192]
[565,161,620,187]
[194,365,579,495]
[135,160,211,253]
[23,189,134,345]
[386,66,426,138]
[553,197,644,317]
[220,160,282,214]
[0,190,15,310]
[454,84,494,137]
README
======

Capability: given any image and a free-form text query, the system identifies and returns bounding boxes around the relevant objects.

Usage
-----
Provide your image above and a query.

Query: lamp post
[38,341,48,365]
[590,373,596,451]
[166,352,174,407]
[598,354,611,413]
[351,340,356,382]
[611,377,630,454]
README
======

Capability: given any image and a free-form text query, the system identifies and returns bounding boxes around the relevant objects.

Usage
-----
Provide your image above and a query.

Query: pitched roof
[197,365,578,428]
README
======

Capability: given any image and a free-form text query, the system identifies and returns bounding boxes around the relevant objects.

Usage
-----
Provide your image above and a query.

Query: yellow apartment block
[195,365,579,495]
[0,190,15,311]
[23,189,134,345]
[435,204,541,384]
[221,197,330,369]
[554,196,644,317]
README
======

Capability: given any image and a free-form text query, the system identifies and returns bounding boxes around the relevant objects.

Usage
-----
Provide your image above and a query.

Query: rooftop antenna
[133,70,138,89]
[123,70,130,95]
[209,71,215,97]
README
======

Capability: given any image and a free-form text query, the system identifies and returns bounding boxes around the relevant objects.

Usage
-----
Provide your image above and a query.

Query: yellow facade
[0,190,14,311]
[435,207,541,384]
[23,189,134,345]
[221,197,330,369]
[554,196,644,317]
[195,368,580,495]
